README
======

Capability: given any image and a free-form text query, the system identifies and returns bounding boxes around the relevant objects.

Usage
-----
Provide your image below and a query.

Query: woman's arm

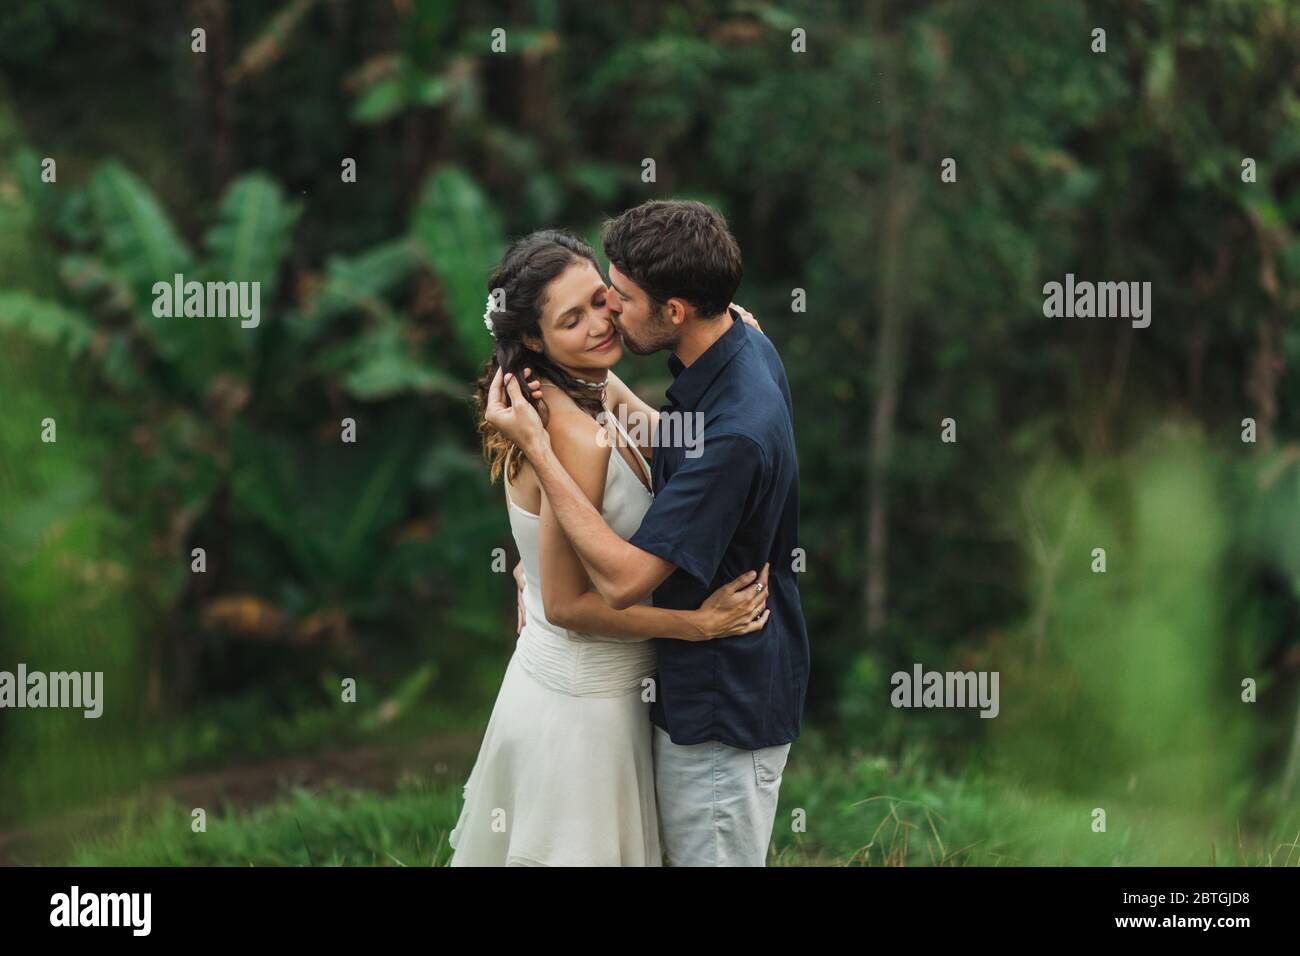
[546,577,763,642]
[537,399,767,641]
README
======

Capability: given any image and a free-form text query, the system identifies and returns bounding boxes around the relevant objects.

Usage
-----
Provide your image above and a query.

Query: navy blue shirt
[629,313,809,750]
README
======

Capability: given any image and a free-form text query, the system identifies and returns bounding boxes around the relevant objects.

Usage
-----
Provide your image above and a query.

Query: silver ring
[755,582,764,592]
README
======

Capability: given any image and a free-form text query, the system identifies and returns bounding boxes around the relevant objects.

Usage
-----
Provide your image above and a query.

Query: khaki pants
[652,724,791,866]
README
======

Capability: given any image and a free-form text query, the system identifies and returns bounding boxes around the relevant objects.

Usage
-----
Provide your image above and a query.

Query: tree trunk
[190,0,236,192]
[1246,313,1282,452]
[864,44,915,637]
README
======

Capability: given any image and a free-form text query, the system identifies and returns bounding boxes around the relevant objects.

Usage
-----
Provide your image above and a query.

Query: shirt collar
[665,311,748,410]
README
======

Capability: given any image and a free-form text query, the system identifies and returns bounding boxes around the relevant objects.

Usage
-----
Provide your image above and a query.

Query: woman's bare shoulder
[540,386,610,473]
[541,385,600,434]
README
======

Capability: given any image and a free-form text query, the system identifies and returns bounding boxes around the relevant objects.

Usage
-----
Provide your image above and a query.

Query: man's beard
[615,308,677,356]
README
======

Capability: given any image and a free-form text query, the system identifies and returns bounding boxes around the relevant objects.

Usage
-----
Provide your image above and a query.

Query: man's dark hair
[601,200,742,318]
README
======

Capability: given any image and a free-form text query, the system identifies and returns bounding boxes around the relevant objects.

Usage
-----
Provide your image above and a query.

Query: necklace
[576,377,608,390]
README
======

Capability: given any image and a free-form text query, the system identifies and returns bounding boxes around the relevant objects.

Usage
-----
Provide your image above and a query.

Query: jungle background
[1,0,1298,865]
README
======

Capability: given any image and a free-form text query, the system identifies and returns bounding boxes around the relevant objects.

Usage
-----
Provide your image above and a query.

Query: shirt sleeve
[629,433,765,589]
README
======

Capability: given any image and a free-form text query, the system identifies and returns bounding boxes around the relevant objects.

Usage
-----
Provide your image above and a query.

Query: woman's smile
[589,329,619,352]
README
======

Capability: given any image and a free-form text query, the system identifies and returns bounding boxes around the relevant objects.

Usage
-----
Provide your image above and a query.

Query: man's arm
[486,368,675,609]
[528,429,675,609]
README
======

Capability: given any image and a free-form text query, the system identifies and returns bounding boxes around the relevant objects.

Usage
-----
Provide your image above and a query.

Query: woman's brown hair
[472,230,607,483]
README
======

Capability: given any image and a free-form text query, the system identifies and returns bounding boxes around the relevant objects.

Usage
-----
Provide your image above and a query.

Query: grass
[66,730,1300,867]
[771,736,1300,866]
[69,774,465,868]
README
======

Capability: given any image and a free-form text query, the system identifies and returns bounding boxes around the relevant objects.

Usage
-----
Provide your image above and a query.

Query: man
[485,199,809,866]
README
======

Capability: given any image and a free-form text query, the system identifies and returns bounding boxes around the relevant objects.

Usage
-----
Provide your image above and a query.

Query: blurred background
[0,0,1298,865]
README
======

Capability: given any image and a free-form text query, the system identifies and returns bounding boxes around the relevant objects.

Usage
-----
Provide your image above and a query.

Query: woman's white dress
[448,427,660,866]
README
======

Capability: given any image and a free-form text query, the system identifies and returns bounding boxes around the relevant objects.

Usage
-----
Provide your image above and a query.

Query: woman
[452,230,769,866]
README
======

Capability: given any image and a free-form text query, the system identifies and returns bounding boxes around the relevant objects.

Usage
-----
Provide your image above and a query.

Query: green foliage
[412,166,505,355]
[203,172,301,303]
[0,291,93,356]
[0,0,1298,851]
[993,430,1264,808]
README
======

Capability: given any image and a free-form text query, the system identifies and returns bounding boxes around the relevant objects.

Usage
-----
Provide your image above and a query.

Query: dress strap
[606,411,653,488]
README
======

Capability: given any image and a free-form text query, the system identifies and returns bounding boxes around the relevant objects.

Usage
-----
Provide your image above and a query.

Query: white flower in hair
[484,288,505,337]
